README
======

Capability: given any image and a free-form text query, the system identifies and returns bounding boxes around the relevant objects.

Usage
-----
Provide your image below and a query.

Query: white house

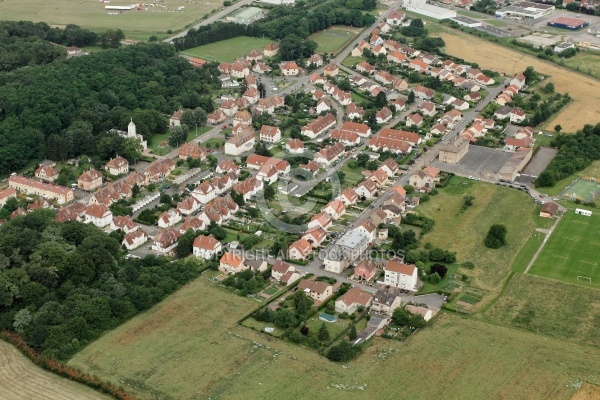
[193,235,223,260]
[152,228,181,255]
[383,260,418,291]
[83,204,113,229]
[122,229,148,250]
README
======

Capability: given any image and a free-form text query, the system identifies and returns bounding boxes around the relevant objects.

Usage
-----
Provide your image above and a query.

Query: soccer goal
[577,276,592,284]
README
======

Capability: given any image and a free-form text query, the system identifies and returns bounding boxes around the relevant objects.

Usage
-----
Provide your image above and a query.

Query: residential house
[380,159,399,177]
[158,209,183,228]
[219,252,247,274]
[323,63,339,77]
[298,279,333,302]
[246,49,262,62]
[354,218,377,242]
[323,199,346,220]
[510,108,526,123]
[376,107,393,124]
[264,42,279,57]
[371,286,403,316]
[405,305,436,321]
[331,128,360,146]
[389,98,406,112]
[387,10,406,25]
[307,53,323,67]
[55,202,86,222]
[286,139,305,154]
[122,229,148,250]
[105,157,129,176]
[439,136,469,163]
[355,179,378,199]
[224,129,255,156]
[374,70,394,86]
[384,259,418,291]
[452,98,469,111]
[192,181,216,204]
[280,61,301,76]
[83,204,113,229]
[406,113,423,128]
[351,40,371,57]
[207,109,227,124]
[243,87,260,104]
[335,287,373,314]
[388,51,407,64]
[412,85,435,100]
[259,125,282,143]
[288,238,313,260]
[177,196,201,216]
[494,106,512,120]
[308,211,333,231]
[356,61,376,74]
[271,260,300,285]
[314,142,344,166]
[0,187,16,208]
[353,259,378,282]
[231,177,264,201]
[310,73,326,85]
[110,216,138,233]
[144,159,175,183]
[510,73,526,89]
[9,176,74,204]
[152,228,182,255]
[420,101,437,117]
[301,113,336,139]
[346,103,365,120]
[193,235,222,260]
[302,226,327,247]
[34,165,59,182]
[337,188,358,206]
[234,110,253,126]
[230,60,250,79]
[178,142,207,160]
[409,166,440,190]
[409,59,429,73]
[316,98,331,114]
[179,216,206,234]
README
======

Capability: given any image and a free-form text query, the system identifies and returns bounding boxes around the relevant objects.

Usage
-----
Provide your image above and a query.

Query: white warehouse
[403,0,456,20]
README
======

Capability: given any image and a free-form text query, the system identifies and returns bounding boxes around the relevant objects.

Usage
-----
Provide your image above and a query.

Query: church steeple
[128,118,136,137]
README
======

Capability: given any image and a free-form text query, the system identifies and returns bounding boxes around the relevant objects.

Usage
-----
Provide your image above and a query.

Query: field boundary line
[524,217,561,274]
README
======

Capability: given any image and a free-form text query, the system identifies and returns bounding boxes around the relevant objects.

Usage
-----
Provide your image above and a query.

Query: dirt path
[0,340,110,400]
[440,31,600,133]
[524,216,561,274]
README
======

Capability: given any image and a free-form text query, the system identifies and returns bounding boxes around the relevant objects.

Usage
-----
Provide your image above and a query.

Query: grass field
[0,340,111,400]
[438,29,600,132]
[528,208,600,288]
[417,177,539,298]
[485,273,600,346]
[309,26,362,54]
[0,0,222,40]
[561,179,600,202]
[183,36,274,62]
[68,277,600,400]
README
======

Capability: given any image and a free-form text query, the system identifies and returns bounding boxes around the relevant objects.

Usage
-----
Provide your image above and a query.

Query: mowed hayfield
[309,26,362,54]
[528,208,600,288]
[439,30,600,133]
[183,36,274,62]
[417,177,539,298]
[485,273,600,346]
[68,277,600,400]
[0,341,110,400]
[0,0,222,40]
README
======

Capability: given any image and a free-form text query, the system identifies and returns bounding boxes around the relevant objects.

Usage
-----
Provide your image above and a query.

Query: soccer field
[560,179,600,202]
[529,208,600,288]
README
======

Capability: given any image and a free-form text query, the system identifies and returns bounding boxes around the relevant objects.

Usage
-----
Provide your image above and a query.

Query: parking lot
[476,25,513,37]
[432,145,514,180]
[521,147,558,177]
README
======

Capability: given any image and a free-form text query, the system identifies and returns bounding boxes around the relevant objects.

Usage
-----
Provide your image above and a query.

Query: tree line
[0,210,204,360]
[0,43,221,173]
[173,0,376,57]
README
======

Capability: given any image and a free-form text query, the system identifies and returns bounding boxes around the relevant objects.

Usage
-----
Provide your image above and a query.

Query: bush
[428,272,441,284]
[430,263,448,278]
[326,341,359,362]
[484,224,507,249]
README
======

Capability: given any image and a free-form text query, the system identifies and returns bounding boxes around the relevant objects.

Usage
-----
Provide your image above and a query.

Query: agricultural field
[439,30,600,132]
[417,177,539,299]
[69,277,600,400]
[485,273,600,346]
[309,26,362,54]
[0,0,222,40]
[528,208,600,288]
[183,36,274,62]
[0,341,111,400]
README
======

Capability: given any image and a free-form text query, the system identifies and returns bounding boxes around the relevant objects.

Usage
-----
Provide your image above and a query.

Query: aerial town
[0,0,599,398]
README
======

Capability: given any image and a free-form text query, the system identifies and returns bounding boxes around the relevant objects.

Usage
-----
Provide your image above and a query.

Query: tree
[542,82,555,94]
[209,224,227,241]
[523,66,537,85]
[168,125,189,147]
[428,272,441,284]
[318,322,330,342]
[207,154,218,168]
[535,170,556,187]
[264,185,276,201]
[374,91,387,108]
[348,324,357,340]
[484,224,507,249]
[279,34,318,60]
[293,290,312,316]
[326,341,357,362]
[13,308,32,334]
[176,230,199,258]
[160,193,172,204]
[231,190,245,207]
[554,124,562,134]
[181,108,207,136]
[407,90,416,105]
[357,153,369,167]
[132,184,140,198]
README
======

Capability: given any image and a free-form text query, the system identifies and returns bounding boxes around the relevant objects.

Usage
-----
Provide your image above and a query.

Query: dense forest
[173,0,377,53]
[0,210,203,360]
[536,123,600,187]
[0,40,220,173]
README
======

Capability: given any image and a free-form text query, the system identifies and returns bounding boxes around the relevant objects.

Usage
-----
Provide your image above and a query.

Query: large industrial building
[226,7,265,24]
[495,1,555,20]
[403,0,457,20]
[547,16,590,30]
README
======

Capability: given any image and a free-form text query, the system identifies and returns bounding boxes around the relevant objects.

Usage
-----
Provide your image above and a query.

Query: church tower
[128,118,136,138]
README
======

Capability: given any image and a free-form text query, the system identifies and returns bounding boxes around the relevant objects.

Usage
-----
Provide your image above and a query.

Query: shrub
[428,272,441,284]
[326,341,359,362]
[484,224,507,249]
[430,263,448,278]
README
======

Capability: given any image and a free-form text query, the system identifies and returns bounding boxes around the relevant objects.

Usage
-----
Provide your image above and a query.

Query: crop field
[417,177,538,299]
[0,340,110,400]
[69,277,600,400]
[528,208,600,288]
[183,36,274,62]
[309,26,362,54]
[439,29,600,132]
[0,0,222,40]
[485,273,600,346]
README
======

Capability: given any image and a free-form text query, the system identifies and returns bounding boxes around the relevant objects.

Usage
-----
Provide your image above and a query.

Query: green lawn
[562,50,600,80]
[183,36,275,62]
[309,27,361,54]
[417,177,539,300]
[0,0,223,39]
[528,208,600,288]
[511,232,545,274]
[342,56,362,68]
[484,19,508,27]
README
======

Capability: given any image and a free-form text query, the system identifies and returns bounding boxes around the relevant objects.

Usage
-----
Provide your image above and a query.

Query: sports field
[183,36,274,62]
[0,0,221,40]
[561,179,600,202]
[0,340,110,400]
[69,277,600,400]
[309,26,362,54]
[528,208,600,288]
